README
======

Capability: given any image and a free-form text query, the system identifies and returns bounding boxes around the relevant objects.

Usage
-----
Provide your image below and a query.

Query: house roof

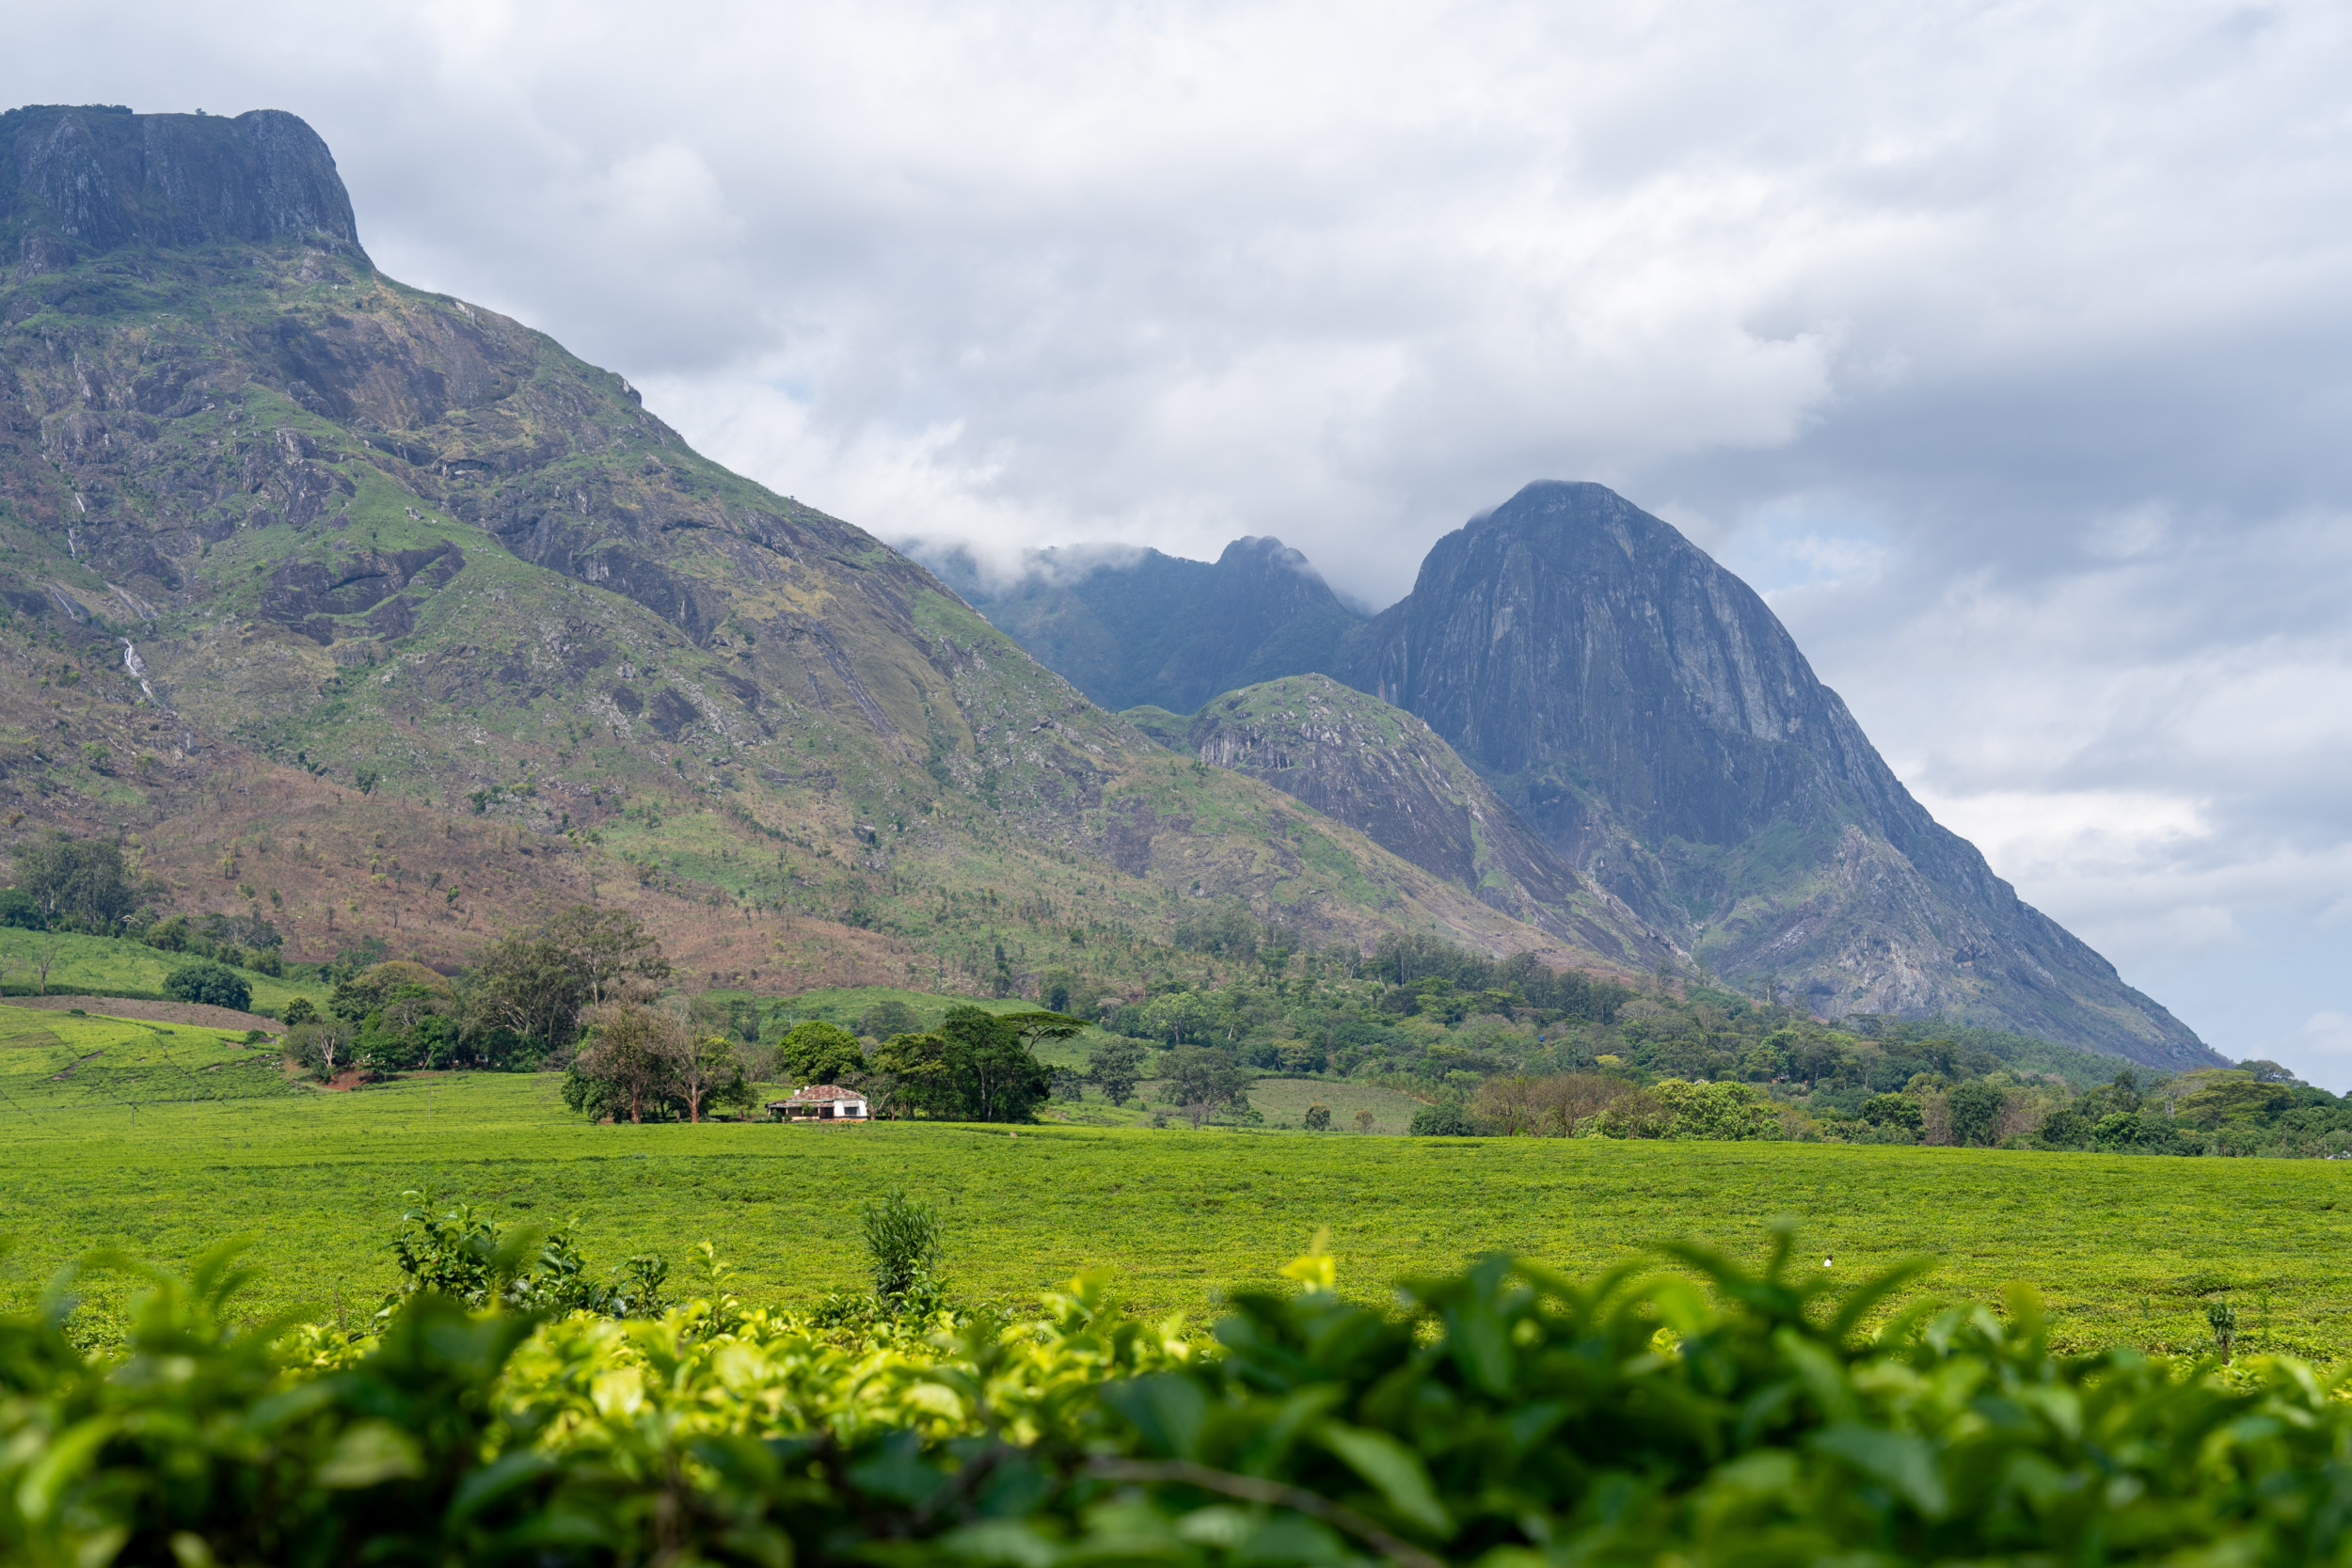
[776,1084,864,1101]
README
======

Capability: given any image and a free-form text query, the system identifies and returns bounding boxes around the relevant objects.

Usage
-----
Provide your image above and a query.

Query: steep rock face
[0,104,1602,977]
[3,104,360,267]
[933,535,1363,713]
[1342,481,2214,1067]
[1159,674,1670,968]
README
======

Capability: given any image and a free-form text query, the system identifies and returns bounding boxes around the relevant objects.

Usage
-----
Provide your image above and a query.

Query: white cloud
[2306,1012,2352,1057]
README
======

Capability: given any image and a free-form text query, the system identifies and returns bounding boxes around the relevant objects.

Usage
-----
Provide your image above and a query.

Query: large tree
[543,906,673,1006]
[571,1002,691,1125]
[938,1006,1065,1123]
[1160,1044,1251,1122]
[11,833,137,931]
[676,1032,752,1123]
[859,1009,1080,1122]
[469,904,670,1055]
[469,933,585,1053]
[778,1021,866,1085]
[866,1028,954,1120]
[1086,1038,1149,1108]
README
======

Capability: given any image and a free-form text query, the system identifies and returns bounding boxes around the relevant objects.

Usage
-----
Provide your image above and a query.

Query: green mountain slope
[0,103,1629,987]
[1132,675,1671,970]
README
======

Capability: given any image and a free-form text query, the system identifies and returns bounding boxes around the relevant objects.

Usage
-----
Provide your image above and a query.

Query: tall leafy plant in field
[858,1186,946,1311]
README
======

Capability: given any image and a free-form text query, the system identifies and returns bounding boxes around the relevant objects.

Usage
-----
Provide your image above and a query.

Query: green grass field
[6,1009,2350,1362]
[0,930,310,1016]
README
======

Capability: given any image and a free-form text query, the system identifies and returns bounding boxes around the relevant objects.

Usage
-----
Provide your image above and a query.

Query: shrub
[1862,1090,1926,1132]
[1475,1070,1663,1136]
[385,1189,668,1320]
[162,958,250,1010]
[1409,1101,1477,1136]
[1652,1077,1781,1138]
[1304,1101,1331,1131]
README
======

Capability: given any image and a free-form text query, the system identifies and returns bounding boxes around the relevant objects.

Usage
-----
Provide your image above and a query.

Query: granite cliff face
[1149,674,1672,968]
[0,104,1616,980]
[931,535,1361,713]
[1341,482,2214,1066]
[3,104,360,268]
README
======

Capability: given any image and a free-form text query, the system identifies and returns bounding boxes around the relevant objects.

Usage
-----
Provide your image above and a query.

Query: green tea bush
[383,1191,671,1322]
[1408,1101,1476,1136]
[11,1227,2352,1566]
[162,958,251,1011]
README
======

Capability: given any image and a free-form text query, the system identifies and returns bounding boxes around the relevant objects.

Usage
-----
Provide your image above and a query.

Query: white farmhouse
[767,1084,870,1122]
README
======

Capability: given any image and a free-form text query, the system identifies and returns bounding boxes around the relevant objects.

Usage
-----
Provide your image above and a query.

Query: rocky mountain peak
[1214,533,1310,571]
[1355,479,1903,844]
[1342,480,2214,1065]
[2,104,361,271]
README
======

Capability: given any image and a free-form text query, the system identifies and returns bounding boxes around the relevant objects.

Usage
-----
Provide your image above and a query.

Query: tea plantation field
[5,1005,2351,1359]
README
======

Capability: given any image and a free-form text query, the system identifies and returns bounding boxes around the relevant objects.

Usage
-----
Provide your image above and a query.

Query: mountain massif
[947,483,2213,1067]
[1340,483,2209,1066]
[0,103,1612,989]
[0,103,2213,1068]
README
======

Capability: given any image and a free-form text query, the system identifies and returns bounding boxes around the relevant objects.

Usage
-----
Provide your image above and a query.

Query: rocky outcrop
[2,104,362,268]
[1340,481,2215,1067]
[933,534,1364,713]
[264,540,463,644]
[1157,674,1673,968]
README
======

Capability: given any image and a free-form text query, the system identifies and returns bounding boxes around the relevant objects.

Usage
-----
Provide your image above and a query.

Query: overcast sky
[14,1,2350,1081]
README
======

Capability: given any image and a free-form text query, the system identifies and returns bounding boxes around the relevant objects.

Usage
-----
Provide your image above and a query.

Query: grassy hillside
[0,1003,286,1113]
[4,1069,2346,1363]
[0,931,311,1015]
[0,237,1620,1002]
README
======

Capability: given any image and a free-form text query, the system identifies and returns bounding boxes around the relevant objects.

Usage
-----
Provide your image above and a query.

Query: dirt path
[4,994,282,1034]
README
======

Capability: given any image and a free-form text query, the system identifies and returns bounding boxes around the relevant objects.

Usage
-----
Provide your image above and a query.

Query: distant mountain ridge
[946,484,2215,1067]
[926,536,1360,714]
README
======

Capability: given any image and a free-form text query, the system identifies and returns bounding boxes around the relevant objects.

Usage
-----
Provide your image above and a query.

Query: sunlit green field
[0,929,307,1015]
[5,1004,2350,1361]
